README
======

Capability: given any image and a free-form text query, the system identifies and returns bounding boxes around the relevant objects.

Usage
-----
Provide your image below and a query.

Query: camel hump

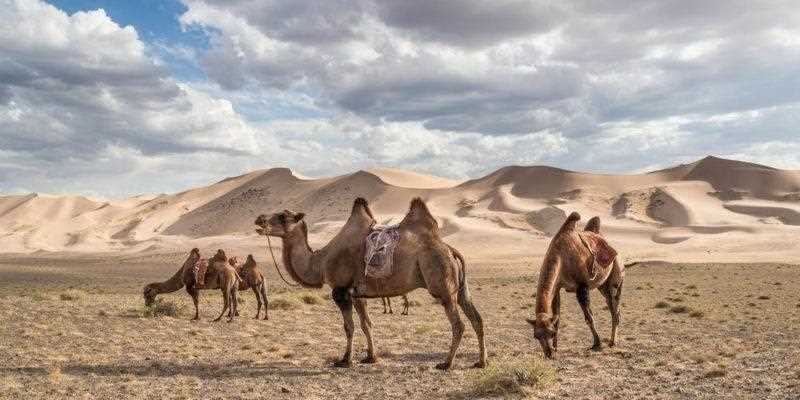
[556,211,581,235]
[401,197,438,230]
[584,216,601,233]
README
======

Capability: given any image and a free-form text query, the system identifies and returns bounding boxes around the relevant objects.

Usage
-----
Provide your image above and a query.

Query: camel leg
[600,279,623,347]
[186,286,200,321]
[576,284,602,351]
[354,298,378,364]
[402,294,410,315]
[332,287,354,368]
[435,299,465,370]
[252,286,262,319]
[457,289,486,368]
[213,290,228,322]
[388,297,393,314]
[552,290,561,353]
[260,283,269,320]
[227,288,237,323]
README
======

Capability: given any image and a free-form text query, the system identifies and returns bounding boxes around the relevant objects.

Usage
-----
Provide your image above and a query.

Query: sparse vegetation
[268,295,302,310]
[299,292,324,305]
[689,310,705,318]
[142,298,183,317]
[655,301,670,309]
[670,305,690,314]
[465,358,556,397]
[59,289,87,301]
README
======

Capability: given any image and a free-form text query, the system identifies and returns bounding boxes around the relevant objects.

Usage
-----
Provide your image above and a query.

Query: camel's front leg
[251,286,262,319]
[576,284,601,350]
[401,295,410,315]
[354,298,377,363]
[186,286,200,321]
[213,290,229,322]
[332,287,354,367]
[437,300,465,370]
[552,290,561,353]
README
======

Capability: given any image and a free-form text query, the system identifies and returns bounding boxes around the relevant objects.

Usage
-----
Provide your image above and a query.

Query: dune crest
[1,156,799,263]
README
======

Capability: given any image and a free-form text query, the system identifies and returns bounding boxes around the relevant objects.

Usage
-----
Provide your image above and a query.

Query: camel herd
[143,197,625,369]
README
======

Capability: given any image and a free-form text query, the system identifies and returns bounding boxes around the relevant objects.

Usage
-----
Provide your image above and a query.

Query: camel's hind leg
[438,299,465,370]
[354,298,377,363]
[599,279,623,347]
[332,287,354,367]
[186,286,200,321]
[401,294,410,315]
[576,284,602,350]
[457,286,486,368]
[251,286,262,319]
[213,289,229,322]
[260,283,269,320]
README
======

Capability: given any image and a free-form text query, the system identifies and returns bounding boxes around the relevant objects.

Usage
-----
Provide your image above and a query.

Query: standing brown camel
[230,254,270,320]
[208,249,240,323]
[381,295,410,315]
[255,197,486,370]
[143,248,241,321]
[527,212,625,359]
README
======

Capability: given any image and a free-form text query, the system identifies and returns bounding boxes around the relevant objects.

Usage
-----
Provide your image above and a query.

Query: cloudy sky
[1,0,799,197]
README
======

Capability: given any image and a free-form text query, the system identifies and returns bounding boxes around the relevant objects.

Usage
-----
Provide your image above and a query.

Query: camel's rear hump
[400,197,438,231]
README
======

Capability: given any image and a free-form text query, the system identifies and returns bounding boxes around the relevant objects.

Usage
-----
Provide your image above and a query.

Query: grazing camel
[231,254,270,320]
[381,295,410,315]
[255,197,486,370]
[527,212,625,359]
[142,248,241,321]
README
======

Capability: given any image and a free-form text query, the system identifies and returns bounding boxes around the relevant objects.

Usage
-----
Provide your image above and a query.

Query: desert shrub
[59,289,87,301]
[268,296,302,310]
[654,301,670,309]
[689,310,705,318]
[299,292,324,305]
[701,368,727,379]
[757,295,770,300]
[466,358,556,397]
[143,298,184,317]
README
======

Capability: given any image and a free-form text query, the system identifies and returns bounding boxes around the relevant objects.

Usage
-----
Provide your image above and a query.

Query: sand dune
[1,156,799,263]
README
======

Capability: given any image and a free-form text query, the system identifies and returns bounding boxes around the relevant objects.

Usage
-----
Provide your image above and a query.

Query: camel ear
[294,213,305,222]
[526,318,536,326]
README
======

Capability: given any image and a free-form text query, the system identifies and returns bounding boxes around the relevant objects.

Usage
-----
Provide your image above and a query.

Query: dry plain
[2,253,799,399]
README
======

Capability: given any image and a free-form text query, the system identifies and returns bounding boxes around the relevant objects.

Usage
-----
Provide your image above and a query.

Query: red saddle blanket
[577,231,617,279]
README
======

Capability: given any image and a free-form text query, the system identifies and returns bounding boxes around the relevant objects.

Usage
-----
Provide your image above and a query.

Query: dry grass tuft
[465,358,556,397]
[670,305,690,314]
[689,310,705,318]
[59,289,87,301]
[757,295,770,300]
[299,292,324,305]
[143,299,184,318]
[268,296,302,310]
[654,301,670,309]
[701,368,727,379]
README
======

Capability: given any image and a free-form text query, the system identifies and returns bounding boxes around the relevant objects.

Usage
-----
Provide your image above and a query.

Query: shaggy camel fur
[381,295,410,315]
[230,255,270,320]
[255,197,486,370]
[528,212,625,358]
[208,249,241,323]
[143,248,241,321]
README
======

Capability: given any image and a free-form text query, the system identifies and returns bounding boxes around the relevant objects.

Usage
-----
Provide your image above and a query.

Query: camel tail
[450,245,469,301]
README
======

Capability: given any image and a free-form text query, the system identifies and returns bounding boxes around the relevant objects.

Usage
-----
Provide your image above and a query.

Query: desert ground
[2,156,800,398]
[1,253,799,399]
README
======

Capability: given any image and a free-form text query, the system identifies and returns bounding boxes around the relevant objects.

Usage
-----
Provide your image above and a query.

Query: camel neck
[535,254,561,315]
[281,225,324,288]
[153,264,186,294]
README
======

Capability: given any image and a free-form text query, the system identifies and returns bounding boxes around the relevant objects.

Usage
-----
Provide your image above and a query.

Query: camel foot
[212,317,221,322]
[190,317,200,321]
[360,356,379,364]
[333,359,353,368]
[263,315,269,321]
[472,361,486,369]
[608,341,616,347]
[590,343,603,352]
[435,362,452,371]
[401,312,408,316]
[227,318,234,323]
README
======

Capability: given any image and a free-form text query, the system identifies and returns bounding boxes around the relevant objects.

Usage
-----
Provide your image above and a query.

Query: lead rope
[266,234,300,287]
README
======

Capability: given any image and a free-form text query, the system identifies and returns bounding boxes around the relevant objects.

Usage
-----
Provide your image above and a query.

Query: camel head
[143,284,158,307]
[255,210,306,238]
[526,313,559,359]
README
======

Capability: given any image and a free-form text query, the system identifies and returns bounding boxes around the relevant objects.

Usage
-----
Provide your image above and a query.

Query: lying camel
[527,212,624,358]
[381,295,410,315]
[230,255,270,320]
[255,197,486,369]
[143,248,241,321]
